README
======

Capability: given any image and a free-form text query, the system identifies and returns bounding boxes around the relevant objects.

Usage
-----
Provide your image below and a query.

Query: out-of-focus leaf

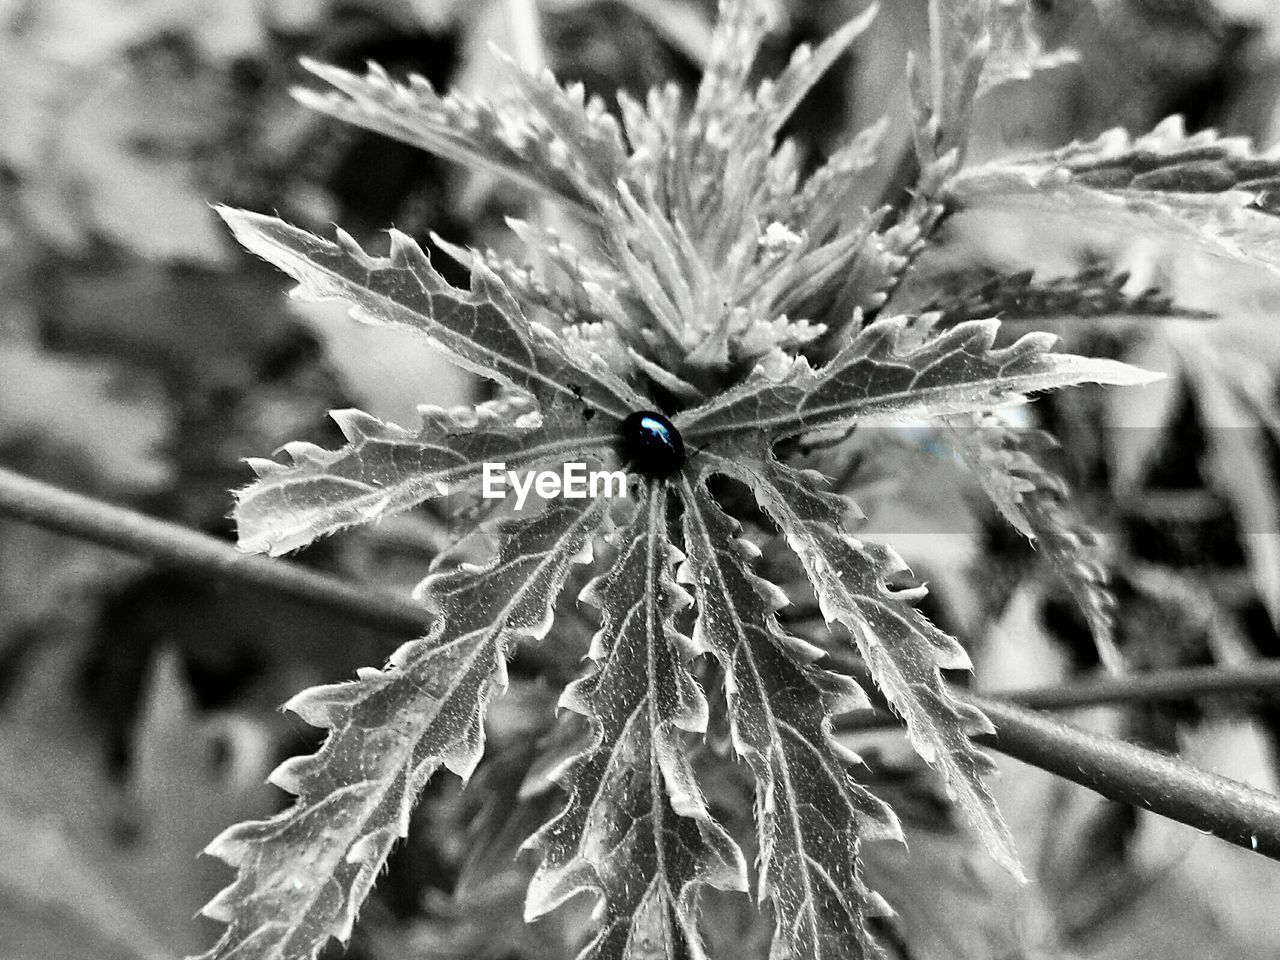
[949,413,1121,670]
[120,649,281,953]
[2,0,267,64]
[16,60,230,262]
[920,0,989,154]
[375,722,577,960]
[973,584,1124,958]
[1171,326,1280,627]
[920,265,1211,326]
[0,342,171,489]
[953,118,1280,278]
[0,724,165,960]
[861,827,1018,960]
[0,646,276,959]
[979,0,1079,97]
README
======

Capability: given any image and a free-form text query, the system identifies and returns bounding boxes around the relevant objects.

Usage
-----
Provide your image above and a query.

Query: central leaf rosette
[194,3,1162,960]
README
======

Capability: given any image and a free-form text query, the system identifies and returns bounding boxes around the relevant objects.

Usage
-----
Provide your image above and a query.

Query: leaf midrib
[235,213,638,419]
[263,499,606,951]
[680,481,832,953]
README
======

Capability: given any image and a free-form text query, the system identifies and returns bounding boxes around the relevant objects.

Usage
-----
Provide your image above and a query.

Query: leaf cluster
[183,2,1280,958]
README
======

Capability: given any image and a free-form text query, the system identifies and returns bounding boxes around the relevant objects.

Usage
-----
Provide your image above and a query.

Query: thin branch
[4,465,1280,860]
[988,663,1280,710]
[0,466,430,637]
[838,689,1280,862]
[970,694,1280,862]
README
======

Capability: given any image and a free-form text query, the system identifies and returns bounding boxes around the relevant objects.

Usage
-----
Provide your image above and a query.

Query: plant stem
[4,465,1280,859]
[980,662,1280,711]
[970,694,1280,862]
[838,694,1280,862]
[0,465,430,637]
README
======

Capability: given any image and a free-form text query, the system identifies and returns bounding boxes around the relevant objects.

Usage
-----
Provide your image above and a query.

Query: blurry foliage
[3,0,1280,959]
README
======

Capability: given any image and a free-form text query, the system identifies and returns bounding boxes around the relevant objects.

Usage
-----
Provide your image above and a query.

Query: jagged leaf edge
[191,498,607,960]
[524,483,747,960]
[235,400,614,555]
[677,475,901,960]
[702,452,1024,879]
[676,314,1161,449]
[215,206,644,421]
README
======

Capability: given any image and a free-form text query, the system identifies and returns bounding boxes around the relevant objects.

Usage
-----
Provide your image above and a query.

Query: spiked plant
[186,1,1237,958]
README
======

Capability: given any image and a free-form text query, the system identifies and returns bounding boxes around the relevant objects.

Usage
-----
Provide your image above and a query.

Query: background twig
[970,694,1280,862]
[0,465,430,637]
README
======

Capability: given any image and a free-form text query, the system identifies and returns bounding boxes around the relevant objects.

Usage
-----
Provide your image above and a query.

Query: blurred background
[3,0,1280,957]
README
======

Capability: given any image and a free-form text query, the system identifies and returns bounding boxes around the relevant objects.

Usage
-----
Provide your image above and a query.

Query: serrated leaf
[501,60,629,206]
[712,456,1023,878]
[752,5,877,143]
[1034,118,1280,199]
[691,0,777,125]
[234,402,612,555]
[194,499,607,960]
[677,315,1159,452]
[216,207,644,422]
[947,414,1121,671]
[979,0,1078,97]
[952,118,1280,276]
[526,484,746,960]
[293,59,603,219]
[920,266,1211,326]
[679,479,901,960]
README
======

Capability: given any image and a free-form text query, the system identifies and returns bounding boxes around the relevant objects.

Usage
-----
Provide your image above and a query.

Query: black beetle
[618,411,686,478]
